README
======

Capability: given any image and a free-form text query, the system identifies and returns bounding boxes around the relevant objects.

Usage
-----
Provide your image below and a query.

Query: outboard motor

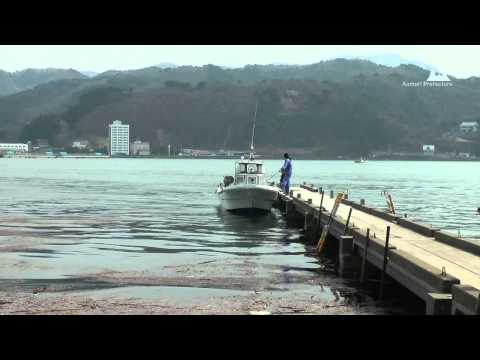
[224,176,234,187]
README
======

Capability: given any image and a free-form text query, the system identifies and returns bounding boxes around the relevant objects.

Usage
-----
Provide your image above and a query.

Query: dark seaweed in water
[1,158,471,314]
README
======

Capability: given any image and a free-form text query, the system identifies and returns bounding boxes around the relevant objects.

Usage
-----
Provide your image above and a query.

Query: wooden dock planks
[290,186,480,290]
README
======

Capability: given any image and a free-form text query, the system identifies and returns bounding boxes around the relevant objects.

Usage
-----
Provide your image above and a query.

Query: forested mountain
[0,68,87,96]
[1,59,479,157]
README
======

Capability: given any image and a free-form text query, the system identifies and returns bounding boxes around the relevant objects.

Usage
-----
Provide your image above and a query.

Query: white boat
[216,101,280,214]
[354,157,367,163]
[216,159,279,214]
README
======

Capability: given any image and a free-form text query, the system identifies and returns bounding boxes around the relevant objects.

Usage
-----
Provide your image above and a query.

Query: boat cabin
[234,160,265,186]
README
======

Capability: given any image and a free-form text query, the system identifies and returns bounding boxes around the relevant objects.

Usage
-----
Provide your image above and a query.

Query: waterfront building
[218,149,249,157]
[181,148,219,157]
[422,145,435,156]
[458,152,472,159]
[0,143,29,153]
[72,140,90,150]
[460,121,478,133]
[108,120,130,156]
[131,140,151,156]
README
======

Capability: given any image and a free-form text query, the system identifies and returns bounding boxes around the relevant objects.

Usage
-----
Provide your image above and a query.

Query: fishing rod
[266,170,281,181]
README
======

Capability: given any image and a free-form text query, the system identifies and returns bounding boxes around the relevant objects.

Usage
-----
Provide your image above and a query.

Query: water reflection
[216,206,279,232]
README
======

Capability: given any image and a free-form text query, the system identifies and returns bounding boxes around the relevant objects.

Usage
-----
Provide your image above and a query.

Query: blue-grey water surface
[0,158,478,313]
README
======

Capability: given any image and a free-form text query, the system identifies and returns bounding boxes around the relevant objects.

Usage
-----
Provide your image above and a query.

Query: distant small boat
[354,158,367,163]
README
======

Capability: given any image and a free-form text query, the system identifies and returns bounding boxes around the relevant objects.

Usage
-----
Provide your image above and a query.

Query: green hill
[1,60,480,157]
[0,68,87,96]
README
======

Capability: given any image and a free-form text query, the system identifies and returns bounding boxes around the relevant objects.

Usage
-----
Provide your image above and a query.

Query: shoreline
[0,288,377,315]
[2,155,480,161]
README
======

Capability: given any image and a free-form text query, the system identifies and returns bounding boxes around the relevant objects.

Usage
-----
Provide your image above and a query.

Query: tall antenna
[250,100,258,160]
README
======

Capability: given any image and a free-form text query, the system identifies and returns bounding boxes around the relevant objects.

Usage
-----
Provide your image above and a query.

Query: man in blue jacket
[280,153,292,194]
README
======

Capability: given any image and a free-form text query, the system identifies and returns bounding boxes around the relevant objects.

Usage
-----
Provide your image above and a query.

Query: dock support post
[304,213,314,231]
[338,235,354,276]
[426,293,452,315]
[344,208,353,235]
[320,191,324,210]
[285,200,303,227]
[304,213,315,242]
[476,293,480,315]
[379,226,391,300]
[285,200,293,217]
[360,228,371,284]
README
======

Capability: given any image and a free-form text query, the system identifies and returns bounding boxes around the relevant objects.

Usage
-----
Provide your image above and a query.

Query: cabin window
[247,164,258,174]
[236,176,245,184]
[247,176,257,185]
[237,163,247,173]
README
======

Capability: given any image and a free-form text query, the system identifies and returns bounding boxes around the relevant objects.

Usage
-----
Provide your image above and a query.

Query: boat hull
[218,185,279,213]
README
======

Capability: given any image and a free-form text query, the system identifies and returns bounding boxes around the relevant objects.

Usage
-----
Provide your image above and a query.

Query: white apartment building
[108,120,130,156]
[0,143,29,153]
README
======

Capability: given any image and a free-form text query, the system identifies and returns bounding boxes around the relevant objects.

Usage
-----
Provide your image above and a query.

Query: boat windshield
[236,163,247,173]
[236,162,263,174]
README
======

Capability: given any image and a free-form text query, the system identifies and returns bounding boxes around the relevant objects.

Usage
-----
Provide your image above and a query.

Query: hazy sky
[1,45,479,78]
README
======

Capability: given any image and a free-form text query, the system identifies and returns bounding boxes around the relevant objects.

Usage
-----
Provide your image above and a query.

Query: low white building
[181,148,215,156]
[458,152,472,159]
[72,140,90,150]
[460,121,478,133]
[423,145,435,156]
[131,140,151,156]
[0,143,29,153]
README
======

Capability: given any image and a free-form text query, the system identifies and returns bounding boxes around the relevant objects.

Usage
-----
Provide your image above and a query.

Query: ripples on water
[0,158,477,313]
[294,160,480,239]
[0,159,319,279]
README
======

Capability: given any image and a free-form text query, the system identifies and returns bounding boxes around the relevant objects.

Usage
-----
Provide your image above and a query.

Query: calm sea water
[0,158,478,312]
